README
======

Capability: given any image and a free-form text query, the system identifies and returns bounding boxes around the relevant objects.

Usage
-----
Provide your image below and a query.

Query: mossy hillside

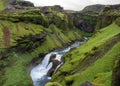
[96,6,120,30]
[31,24,82,58]
[0,20,43,48]
[50,23,120,86]
[66,40,120,86]
[0,10,48,26]
[0,0,5,12]
[0,9,75,31]
[0,22,82,86]
[46,12,70,30]
[0,51,34,86]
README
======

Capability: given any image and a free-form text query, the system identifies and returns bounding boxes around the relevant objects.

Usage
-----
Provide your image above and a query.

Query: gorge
[0,0,120,86]
[30,37,87,86]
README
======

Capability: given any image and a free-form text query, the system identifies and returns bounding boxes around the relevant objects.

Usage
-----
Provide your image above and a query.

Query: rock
[41,5,63,14]
[47,54,61,76]
[80,81,93,86]
[10,0,34,7]
[47,60,61,76]
[112,60,120,86]
[82,4,105,13]
[50,54,56,61]
[76,20,94,33]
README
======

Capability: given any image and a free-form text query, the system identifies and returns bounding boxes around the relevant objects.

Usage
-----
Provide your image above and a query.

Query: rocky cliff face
[82,4,105,13]
[96,4,120,29]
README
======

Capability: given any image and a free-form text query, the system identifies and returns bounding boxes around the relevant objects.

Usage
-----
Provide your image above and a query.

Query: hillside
[48,22,120,86]
[0,0,120,86]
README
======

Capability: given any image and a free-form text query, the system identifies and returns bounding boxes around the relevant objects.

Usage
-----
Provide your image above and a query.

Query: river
[30,37,87,86]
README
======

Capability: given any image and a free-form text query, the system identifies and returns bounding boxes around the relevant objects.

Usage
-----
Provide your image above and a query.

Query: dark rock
[47,54,61,76]
[112,60,120,86]
[80,81,93,86]
[10,0,34,7]
[75,20,94,33]
[49,54,56,61]
[47,59,61,76]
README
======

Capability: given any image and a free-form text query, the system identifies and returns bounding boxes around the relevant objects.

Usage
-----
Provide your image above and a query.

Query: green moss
[3,61,31,86]
[0,0,5,12]
[115,17,120,26]
[51,23,120,86]
[93,72,112,86]
[57,12,64,20]
[70,41,120,86]
[56,23,120,72]
[31,24,82,57]
[0,20,43,48]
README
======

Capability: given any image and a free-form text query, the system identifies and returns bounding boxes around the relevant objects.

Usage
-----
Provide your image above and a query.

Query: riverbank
[30,37,87,86]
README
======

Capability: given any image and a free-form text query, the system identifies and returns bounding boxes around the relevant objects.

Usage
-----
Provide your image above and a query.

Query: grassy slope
[0,20,82,86]
[0,0,5,12]
[50,23,120,86]
[0,20,43,48]
[70,41,120,86]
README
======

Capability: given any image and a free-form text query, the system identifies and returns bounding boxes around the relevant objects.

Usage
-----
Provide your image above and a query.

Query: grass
[70,41,120,86]
[0,22,82,86]
[51,23,120,86]
[3,60,32,86]
[31,24,82,57]
[0,20,43,48]
[56,23,120,72]
[0,0,5,12]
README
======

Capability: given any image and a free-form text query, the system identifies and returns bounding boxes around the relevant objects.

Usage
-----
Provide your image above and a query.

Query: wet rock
[47,54,61,76]
[112,60,120,86]
[80,81,93,86]
[50,54,56,61]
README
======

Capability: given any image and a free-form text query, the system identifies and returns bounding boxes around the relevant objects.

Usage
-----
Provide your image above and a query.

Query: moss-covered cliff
[0,1,120,86]
[48,22,120,86]
[0,2,83,85]
[47,4,120,86]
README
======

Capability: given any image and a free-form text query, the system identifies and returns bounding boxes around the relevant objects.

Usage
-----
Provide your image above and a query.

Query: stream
[30,37,87,86]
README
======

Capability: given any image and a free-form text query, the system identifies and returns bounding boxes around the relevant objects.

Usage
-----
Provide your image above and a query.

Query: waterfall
[30,37,87,86]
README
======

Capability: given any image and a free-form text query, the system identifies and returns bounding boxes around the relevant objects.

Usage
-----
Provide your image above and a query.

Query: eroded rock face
[80,81,93,86]
[41,5,63,14]
[76,20,94,32]
[112,60,120,86]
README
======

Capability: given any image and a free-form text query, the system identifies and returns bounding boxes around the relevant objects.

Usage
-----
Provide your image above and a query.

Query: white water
[30,37,87,86]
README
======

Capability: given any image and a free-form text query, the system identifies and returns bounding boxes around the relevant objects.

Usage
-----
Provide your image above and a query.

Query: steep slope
[47,23,120,86]
[0,1,120,86]
[0,0,6,12]
[0,12,83,86]
[0,1,86,85]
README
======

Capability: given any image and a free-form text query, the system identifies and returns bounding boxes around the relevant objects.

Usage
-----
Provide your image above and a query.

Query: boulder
[50,54,56,61]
